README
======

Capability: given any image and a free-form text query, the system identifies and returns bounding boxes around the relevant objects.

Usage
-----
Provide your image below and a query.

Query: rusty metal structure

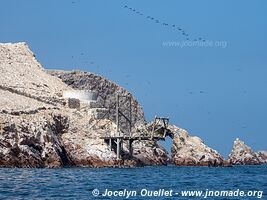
[100,93,170,160]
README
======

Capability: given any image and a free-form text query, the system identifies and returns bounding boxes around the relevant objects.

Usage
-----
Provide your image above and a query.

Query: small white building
[63,90,98,102]
[63,90,98,109]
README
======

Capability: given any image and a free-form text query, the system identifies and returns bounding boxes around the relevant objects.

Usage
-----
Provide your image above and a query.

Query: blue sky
[1,0,266,157]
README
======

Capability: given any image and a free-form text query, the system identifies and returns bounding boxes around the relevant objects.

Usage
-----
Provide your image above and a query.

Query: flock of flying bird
[123,5,206,42]
[69,3,207,92]
[68,3,251,129]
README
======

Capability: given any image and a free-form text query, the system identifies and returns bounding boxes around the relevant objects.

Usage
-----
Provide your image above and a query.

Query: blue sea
[0,166,266,200]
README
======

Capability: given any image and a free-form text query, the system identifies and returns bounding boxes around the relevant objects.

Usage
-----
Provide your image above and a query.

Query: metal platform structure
[99,94,170,160]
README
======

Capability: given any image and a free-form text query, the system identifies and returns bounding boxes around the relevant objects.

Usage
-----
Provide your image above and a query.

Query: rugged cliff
[171,125,227,166]
[0,42,71,167]
[0,111,70,168]
[48,70,170,166]
[0,43,70,106]
[48,70,145,130]
[0,42,168,167]
[2,42,265,168]
[228,138,267,165]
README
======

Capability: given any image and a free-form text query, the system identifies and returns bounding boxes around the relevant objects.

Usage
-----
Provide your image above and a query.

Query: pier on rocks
[99,94,171,160]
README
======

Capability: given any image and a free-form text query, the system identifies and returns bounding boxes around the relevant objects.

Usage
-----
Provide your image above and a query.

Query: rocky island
[0,42,266,168]
[228,138,267,165]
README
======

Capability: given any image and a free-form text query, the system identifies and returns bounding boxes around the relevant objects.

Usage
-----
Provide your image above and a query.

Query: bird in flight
[123,4,206,41]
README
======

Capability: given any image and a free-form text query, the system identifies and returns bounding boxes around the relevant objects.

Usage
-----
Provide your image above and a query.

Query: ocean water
[0,166,266,200]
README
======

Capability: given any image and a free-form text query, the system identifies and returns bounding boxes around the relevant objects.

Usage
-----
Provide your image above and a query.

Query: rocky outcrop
[0,42,72,168]
[0,42,168,168]
[171,125,226,166]
[48,70,145,130]
[0,42,71,107]
[9,42,267,168]
[61,112,144,167]
[132,140,169,165]
[49,70,169,166]
[257,151,267,164]
[228,138,267,165]
[0,111,70,168]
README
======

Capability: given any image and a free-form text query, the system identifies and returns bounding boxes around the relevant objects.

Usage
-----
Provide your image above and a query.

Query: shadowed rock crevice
[0,112,72,168]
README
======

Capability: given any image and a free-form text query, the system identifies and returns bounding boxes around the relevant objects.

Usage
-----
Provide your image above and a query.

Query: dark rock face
[228,138,267,165]
[0,111,71,168]
[48,70,145,132]
[257,151,267,163]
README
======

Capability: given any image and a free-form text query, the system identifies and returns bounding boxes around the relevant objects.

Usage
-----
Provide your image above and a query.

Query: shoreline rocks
[0,111,71,168]
[0,42,169,168]
[132,140,169,166]
[1,42,266,168]
[228,138,267,165]
[171,126,226,166]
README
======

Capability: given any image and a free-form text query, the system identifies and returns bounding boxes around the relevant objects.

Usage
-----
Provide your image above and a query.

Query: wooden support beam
[116,94,120,136]
[116,138,121,160]
[118,110,131,124]
[129,139,133,157]
[129,96,132,137]
[101,95,171,160]
[109,138,112,150]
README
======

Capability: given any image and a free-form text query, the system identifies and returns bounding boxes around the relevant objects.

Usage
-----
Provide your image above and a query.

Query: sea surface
[0,165,266,200]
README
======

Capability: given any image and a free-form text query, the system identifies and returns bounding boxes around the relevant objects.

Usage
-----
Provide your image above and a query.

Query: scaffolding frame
[99,93,170,160]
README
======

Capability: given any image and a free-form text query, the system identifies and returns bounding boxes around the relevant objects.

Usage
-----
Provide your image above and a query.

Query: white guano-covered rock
[228,138,267,165]
[171,125,226,166]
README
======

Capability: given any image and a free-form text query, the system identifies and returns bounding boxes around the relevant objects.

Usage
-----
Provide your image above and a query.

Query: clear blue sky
[1,0,266,157]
